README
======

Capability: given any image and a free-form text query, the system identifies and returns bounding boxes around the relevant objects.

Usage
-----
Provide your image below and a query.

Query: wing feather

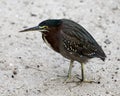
[61,19,106,60]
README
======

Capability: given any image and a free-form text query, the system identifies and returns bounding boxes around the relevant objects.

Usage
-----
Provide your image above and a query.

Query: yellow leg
[81,63,85,81]
[79,63,95,83]
[64,60,74,83]
[67,60,74,78]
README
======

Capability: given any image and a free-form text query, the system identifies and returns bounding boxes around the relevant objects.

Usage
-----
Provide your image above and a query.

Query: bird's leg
[67,60,74,79]
[63,60,74,83]
[77,63,95,83]
[81,63,85,81]
[81,63,92,83]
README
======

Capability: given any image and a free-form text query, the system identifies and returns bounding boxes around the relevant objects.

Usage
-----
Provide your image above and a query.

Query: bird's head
[19,19,62,33]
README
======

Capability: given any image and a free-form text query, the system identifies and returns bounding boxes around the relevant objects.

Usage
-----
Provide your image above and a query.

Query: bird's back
[60,19,106,61]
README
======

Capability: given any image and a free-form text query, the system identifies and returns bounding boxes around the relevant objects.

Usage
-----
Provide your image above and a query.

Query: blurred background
[0,0,120,96]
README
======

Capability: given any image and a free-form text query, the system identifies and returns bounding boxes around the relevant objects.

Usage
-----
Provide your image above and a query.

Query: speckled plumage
[20,19,106,82]
[40,19,106,63]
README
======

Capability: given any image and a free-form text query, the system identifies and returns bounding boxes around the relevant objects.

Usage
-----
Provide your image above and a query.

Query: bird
[20,19,106,83]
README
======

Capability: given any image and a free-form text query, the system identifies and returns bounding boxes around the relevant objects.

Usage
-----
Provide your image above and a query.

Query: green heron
[20,19,106,83]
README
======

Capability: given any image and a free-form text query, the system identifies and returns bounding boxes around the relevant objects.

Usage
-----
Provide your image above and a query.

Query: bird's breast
[42,36,53,49]
[42,31,60,53]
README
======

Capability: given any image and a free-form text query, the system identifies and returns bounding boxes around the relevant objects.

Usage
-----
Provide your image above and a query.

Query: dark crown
[39,19,62,27]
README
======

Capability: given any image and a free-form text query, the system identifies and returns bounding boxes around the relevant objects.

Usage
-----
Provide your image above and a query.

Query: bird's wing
[61,30,97,58]
[61,19,106,60]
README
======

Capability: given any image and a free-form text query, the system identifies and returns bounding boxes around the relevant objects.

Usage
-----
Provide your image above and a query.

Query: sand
[0,0,120,96]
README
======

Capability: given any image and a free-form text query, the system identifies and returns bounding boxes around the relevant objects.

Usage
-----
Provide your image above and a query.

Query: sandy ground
[0,0,120,96]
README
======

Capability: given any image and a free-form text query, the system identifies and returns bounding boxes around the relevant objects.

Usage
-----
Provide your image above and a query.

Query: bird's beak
[19,26,40,32]
[19,26,47,32]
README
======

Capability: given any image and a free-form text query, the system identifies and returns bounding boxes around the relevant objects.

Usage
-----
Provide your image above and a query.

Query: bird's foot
[57,75,72,84]
[78,79,95,83]
[63,76,72,83]
[76,76,100,84]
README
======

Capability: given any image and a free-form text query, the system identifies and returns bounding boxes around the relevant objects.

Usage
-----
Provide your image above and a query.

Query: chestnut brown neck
[42,26,62,53]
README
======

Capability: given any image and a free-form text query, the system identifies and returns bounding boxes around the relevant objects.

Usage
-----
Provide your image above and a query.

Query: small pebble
[117,47,119,50]
[115,72,118,74]
[97,81,100,84]
[114,80,117,82]
[18,57,22,59]
[106,91,109,94]
[79,0,84,3]
[25,66,30,69]
[104,46,107,48]
[26,37,29,39]
[26,90,28,93]
[11,75,14,78]
[117,59,120,61]
[90,9,92,12]
[23,26,28,28]
[8,35,11,37]
[112,20,115,24]
[37,65,40,68]
[37,90,41,93]
[106,35,108,38]
[13,70,17,75]
[30,13,37,17]
[112,77,114,79]
[10,22,15,25]
[104,39,111,44]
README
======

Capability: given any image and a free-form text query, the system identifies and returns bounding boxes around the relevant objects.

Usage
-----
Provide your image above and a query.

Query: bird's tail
[96,47,106,61]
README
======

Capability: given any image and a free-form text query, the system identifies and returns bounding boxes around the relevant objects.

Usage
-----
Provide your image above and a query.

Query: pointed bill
[19,26,40,32]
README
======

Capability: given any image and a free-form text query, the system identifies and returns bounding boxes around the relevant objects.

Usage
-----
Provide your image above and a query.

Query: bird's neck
[42,29,60,53]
